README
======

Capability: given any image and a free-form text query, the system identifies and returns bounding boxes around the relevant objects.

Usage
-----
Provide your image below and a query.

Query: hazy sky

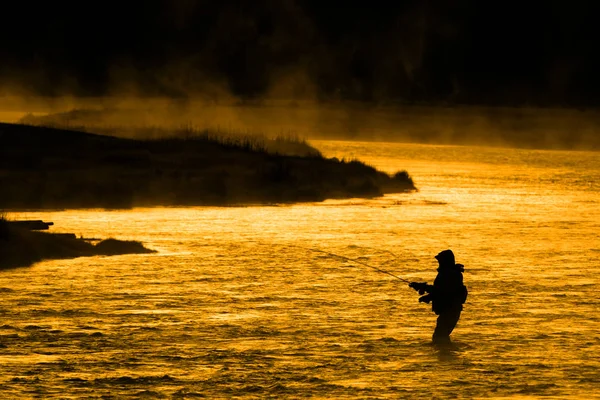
[1,0,599,107]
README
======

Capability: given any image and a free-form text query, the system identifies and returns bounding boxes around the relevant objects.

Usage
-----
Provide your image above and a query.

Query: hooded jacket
[420,250,468,314]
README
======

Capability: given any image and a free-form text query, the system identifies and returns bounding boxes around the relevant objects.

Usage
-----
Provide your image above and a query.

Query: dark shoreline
[0,122,416,210]
[0,219,155,269]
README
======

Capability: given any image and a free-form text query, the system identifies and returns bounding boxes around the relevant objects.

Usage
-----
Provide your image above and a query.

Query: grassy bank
[0,122,416,209]
[0,215,154,269]
[19,109,324,158]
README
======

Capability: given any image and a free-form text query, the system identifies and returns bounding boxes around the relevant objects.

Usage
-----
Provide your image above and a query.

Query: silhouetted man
[409,249,468,344]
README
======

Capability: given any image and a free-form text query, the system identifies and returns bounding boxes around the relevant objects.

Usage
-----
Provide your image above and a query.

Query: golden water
[2,141,599,398]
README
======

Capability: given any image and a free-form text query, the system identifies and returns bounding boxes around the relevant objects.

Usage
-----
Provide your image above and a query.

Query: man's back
[432,264,466,314]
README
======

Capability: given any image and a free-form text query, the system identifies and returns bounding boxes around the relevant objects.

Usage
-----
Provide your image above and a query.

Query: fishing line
[346,244,421,265]
[283,244,412,284]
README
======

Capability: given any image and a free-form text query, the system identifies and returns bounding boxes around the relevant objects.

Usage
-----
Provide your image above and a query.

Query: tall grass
[19,118,322,157]
[0,210,9,240]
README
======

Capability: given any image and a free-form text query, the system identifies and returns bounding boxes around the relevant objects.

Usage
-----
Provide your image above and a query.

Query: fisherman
[409,249,468,344]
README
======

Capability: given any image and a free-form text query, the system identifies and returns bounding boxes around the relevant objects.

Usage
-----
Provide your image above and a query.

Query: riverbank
[0,217,155,269]
[0,122,416,209]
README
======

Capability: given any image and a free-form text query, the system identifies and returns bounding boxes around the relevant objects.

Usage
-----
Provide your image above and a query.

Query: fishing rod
[286,244,412,283]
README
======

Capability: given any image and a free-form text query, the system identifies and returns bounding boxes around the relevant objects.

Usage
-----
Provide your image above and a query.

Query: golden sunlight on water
[1,142,599,398]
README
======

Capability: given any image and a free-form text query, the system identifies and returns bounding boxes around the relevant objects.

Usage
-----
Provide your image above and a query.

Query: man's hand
[419,294,432,304]
[409,282,427,292]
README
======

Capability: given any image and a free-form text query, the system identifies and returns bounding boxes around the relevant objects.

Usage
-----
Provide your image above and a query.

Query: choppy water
[2,141,599,399]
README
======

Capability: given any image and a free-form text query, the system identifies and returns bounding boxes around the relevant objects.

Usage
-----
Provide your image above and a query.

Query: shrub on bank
[0,222,155,269]
[95,238,155,256]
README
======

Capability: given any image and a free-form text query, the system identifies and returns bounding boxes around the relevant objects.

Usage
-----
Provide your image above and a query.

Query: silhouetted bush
[393,170,411,181]
[95,239,155,256]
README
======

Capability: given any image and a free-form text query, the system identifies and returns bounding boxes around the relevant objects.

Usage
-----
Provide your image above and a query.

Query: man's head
[435,249,455,266]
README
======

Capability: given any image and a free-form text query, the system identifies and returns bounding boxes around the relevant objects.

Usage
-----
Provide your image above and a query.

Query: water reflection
[434,342,465,363]
[2,142,598,398]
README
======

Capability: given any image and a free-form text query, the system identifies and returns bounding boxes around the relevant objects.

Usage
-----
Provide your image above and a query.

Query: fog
[2,95,599,151]
[1,1,599,150]
[2,1,599,104]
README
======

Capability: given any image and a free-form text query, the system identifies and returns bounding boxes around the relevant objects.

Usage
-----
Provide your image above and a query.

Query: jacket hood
[435,249,455,265]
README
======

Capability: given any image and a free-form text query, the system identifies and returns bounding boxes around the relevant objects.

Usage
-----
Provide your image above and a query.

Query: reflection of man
[409,250,468,344]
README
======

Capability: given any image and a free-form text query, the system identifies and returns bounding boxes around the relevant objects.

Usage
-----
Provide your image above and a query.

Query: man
[409,249,468,344]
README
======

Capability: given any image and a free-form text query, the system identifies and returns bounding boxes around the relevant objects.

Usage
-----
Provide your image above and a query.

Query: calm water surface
[2,141,599,398]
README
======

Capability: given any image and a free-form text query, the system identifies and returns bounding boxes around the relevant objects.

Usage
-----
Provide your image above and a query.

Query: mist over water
[1,141,598,398]
[2,96,600,150]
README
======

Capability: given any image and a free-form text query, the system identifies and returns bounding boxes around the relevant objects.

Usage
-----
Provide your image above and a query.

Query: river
[1,140,599,398]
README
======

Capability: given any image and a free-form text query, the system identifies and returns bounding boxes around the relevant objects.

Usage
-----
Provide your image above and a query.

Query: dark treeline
[1,0,599,106]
